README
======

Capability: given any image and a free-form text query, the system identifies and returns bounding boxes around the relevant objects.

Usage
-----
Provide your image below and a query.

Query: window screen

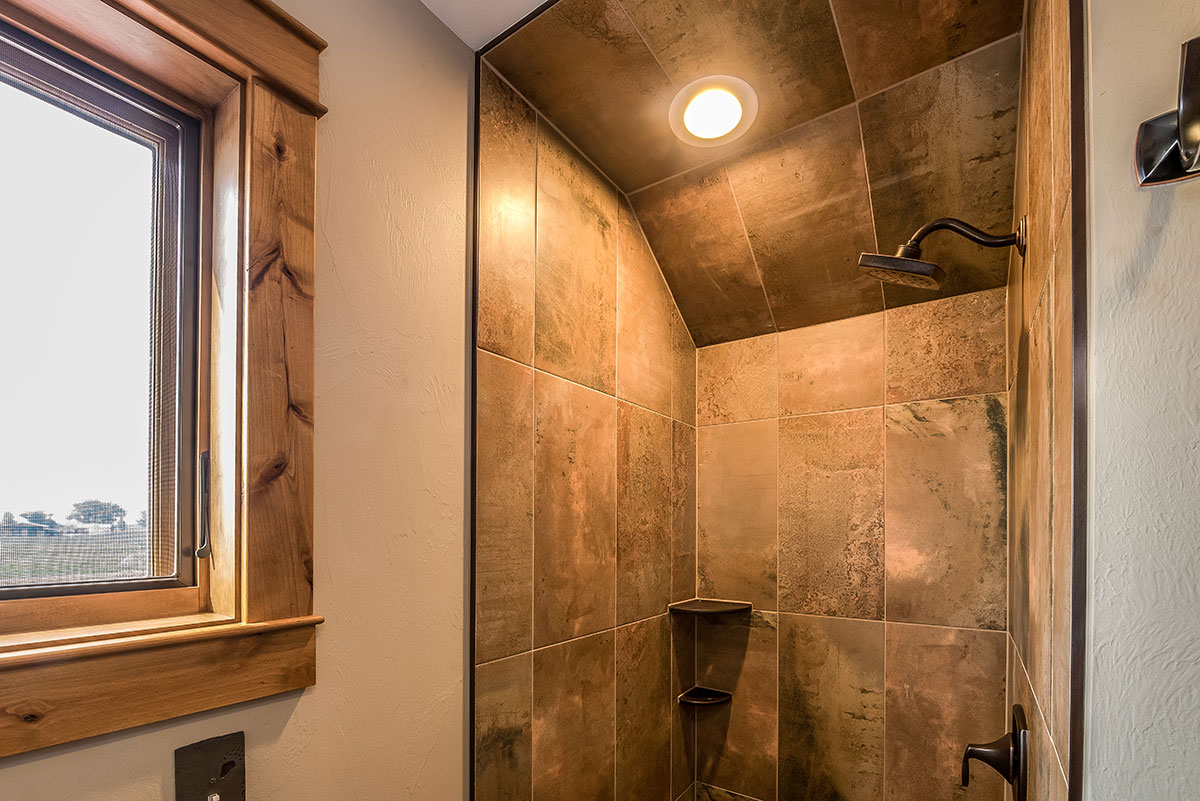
[0,22,200,596]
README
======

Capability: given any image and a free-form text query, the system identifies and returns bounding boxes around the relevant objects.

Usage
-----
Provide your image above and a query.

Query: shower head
[858,251,946,290]
[859,216,1027,291]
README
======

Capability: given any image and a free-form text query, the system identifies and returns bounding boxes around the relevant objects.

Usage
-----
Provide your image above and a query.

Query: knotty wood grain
[243,80,315,623]
[0,622,316,756]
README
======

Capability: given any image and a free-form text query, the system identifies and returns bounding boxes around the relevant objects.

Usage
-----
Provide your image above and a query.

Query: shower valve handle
[960,704,1028,801]
[961,735,1013,785]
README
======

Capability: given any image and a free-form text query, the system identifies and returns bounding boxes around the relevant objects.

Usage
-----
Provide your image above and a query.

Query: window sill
[0,612,236,655]
[0,615,322,756]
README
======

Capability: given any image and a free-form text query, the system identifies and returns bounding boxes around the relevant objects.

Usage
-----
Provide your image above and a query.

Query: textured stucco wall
[1085,1,1200,798]
[0,0,473,798]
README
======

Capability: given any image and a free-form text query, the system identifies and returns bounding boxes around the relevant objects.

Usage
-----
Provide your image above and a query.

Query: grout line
[693,342,699,598]
[693,389,1010,431]
[699,781,763,800]
[531,78,540,368]
[1011,631,1070,784]
[691,333,698,790]
[613,0,677,91]
[528,99,539,801]
[858,31,1024,105]
[670,340,679,610]
[780,402,887,421]
[624,200,696,349]
[724,166,779,334]
[774,325,782,801]
[852,101,887,313]
[765,328,782,800]
[775,610,1008,637]
[479,345,692,424]
[668,593,673,801]
[613,190,620,801]
[691,283,1004,355]
[486,60,626,195]
[877,389,1010,410]
[826,0,889,319]
[477,613,674,669]
[886,619,1011,637]
[824,0,857,97]
[881,299,889,796]
[696,412,779,428]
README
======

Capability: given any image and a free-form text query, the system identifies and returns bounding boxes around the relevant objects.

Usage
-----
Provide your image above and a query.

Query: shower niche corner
[670,598,753,708]
[668,598,752,616]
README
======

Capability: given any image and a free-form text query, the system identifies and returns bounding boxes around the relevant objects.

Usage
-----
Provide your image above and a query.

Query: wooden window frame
[0,0,324,757]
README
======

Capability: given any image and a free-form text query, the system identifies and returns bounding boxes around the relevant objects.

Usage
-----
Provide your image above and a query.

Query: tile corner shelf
[678,686,733,706]
[668,598,752,615]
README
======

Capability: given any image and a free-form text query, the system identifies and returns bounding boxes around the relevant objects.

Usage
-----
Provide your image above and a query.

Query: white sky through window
[0,79,153,527]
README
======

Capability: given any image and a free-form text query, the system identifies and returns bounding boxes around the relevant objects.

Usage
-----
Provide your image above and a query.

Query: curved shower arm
[897,217,1026,258]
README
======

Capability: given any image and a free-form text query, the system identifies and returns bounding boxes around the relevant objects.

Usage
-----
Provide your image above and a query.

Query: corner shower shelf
[678,686,732,706]
[668,598,752,615]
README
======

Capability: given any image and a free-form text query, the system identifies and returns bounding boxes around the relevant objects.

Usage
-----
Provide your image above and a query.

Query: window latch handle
[196,451,212,558]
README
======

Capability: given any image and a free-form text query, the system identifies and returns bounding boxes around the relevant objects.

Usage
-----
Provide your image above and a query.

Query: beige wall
[1085,0,1200,797]
[0,0,473,798]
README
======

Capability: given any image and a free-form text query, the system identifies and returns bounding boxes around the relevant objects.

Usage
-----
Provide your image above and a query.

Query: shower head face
[858,252,946,290]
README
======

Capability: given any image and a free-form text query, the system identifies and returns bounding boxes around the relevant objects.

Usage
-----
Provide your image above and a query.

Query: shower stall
[470,1,1083,799]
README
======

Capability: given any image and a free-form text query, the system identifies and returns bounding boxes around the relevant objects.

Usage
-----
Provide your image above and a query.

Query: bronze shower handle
[961,704,1028,801]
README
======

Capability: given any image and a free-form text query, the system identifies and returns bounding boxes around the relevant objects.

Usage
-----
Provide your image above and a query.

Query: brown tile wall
[693,289,1010,801]
[1006,0,1075,796]
[474,65,698,801]
[477,0,1078,791]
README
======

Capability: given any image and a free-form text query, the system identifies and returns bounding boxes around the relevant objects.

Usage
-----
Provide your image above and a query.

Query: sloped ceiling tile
[859,36,1021,308]
[630,165,775,347]
[621,0,854,146]
[830,0,1025,99]
[726,105,883,331]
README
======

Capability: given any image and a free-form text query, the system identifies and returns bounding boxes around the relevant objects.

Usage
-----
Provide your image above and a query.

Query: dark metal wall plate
[175,732,246,801]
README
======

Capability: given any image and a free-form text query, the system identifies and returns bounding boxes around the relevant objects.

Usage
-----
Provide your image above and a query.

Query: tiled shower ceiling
[486,0,1023,345]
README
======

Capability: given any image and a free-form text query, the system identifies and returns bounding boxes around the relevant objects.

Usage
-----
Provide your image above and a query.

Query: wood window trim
[0,0,323,758]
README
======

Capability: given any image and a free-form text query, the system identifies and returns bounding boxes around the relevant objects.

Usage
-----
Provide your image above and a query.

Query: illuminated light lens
[669,76,757,148]
[682,88,743,139]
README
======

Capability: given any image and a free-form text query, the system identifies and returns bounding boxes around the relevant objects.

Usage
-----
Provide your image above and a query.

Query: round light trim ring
[669,75,759,148]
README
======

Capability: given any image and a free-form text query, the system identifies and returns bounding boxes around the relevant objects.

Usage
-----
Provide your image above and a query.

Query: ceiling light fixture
[669,75,758,148]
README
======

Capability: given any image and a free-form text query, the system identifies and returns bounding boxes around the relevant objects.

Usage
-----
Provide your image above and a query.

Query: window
[0,0,321,759]
[0,21,200,598]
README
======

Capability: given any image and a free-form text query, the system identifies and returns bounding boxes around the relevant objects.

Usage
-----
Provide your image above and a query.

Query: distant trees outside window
[0,501,141,536]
